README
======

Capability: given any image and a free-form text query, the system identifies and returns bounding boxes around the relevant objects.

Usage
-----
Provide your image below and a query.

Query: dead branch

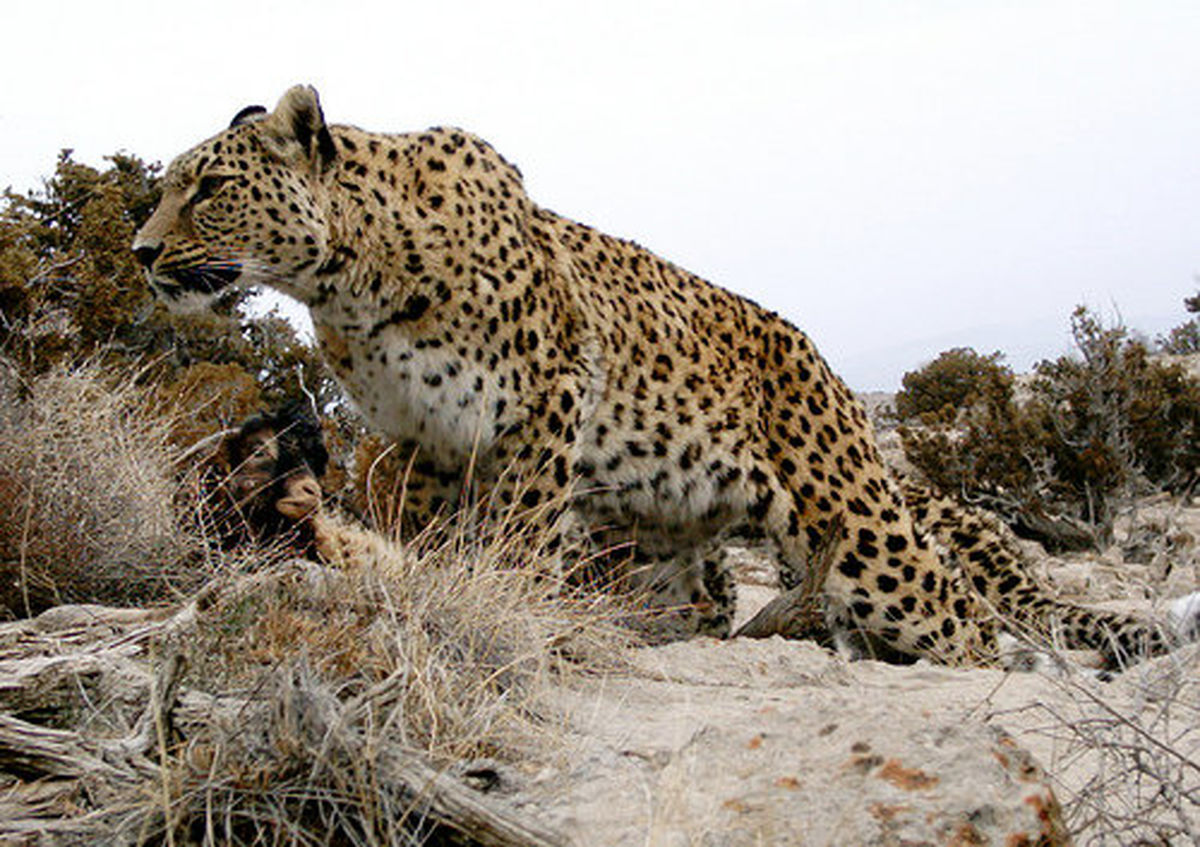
[0,712,127,780]
[735,514,842,642]
[376,747,569,847]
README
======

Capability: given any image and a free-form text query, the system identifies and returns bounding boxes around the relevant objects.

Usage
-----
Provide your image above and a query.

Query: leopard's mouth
[158,264,242,296]
[145,263,244,310]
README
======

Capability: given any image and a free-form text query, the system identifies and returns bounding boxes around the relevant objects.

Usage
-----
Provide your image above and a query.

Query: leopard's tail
[902,479,1182,669]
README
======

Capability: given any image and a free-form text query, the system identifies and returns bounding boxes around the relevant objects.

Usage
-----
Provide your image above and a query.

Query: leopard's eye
[193,174,233,204]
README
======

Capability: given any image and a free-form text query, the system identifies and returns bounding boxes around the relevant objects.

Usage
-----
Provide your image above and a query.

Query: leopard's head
[133,85,337,311]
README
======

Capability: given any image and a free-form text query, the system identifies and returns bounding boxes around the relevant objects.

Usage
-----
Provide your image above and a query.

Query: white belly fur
[316,320,511,465]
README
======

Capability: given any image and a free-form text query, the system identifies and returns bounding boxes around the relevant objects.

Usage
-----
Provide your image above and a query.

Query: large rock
[516,639,1071,846]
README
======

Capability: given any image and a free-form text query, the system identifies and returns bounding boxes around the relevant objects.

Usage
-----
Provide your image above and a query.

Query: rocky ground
[4,525,1197,847]
[485,517,1200,845]
[477,396,1200,846]
[518,639,1198,845]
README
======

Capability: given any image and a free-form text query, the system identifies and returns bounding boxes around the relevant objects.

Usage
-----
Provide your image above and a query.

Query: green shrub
[1157,289,1200,354]
[1159,320,1200,355]
[1033,308,1200,505]
[894,347,1013,423]
[900,307,1200,548]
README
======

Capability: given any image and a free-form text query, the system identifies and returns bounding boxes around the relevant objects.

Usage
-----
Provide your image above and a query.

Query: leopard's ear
[259,85,337,172]
[229,105,267,128]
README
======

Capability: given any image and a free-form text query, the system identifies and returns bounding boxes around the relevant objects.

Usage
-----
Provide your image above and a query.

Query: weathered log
[371,747,569,847]
[0,712,127,780]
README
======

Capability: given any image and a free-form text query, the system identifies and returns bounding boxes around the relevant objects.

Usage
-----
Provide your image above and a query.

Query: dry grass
[0,356,204,616]
[152,519,628,845]
[0,361,631,843]
[1055,658,1200,845]
[194,508,629,759]
[989,645,1200,846]
[0,516,630,845]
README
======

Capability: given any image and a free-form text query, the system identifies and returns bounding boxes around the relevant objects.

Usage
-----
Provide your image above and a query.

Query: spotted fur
[136,86,1172,666]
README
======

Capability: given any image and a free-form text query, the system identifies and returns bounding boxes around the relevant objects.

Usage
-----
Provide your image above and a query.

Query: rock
[525,639,1071,846]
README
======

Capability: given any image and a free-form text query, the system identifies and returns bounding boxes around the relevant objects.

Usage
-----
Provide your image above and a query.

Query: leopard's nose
[133,243,163,270]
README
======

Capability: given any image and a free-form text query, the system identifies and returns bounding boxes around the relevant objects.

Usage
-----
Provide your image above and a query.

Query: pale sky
[5,1,1199,389]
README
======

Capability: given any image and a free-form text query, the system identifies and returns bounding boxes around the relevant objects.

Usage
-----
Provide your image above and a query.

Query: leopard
[134,84,1180,667]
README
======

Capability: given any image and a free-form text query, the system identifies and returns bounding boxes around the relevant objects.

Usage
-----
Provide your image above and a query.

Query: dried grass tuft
[0,357,203,616]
